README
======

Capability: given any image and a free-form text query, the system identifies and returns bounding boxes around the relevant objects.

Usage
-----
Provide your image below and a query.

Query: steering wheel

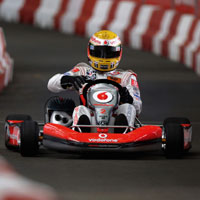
[82,79,123,103]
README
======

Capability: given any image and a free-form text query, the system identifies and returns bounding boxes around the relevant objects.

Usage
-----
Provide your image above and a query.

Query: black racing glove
[61,75,86,90]
[120,87,133,104]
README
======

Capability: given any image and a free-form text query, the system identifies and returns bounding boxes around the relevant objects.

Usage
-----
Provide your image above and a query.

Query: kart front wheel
[163,117,190,125]
[20,120,39,157]
[163,122,184,158]
[5,114,32,150]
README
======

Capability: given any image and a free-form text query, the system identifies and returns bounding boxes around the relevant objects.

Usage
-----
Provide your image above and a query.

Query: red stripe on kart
[7,120,24,124]
[181,124,191,127]
[93,104,114,106]
[80,94,86,106]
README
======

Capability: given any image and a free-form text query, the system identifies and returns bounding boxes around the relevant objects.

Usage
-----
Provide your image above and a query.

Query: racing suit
[48,62,142,127]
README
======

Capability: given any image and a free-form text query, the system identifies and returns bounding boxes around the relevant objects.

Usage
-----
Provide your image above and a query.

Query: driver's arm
[48,73,65,93]
[126,74,142,116]
[47,63,88,93]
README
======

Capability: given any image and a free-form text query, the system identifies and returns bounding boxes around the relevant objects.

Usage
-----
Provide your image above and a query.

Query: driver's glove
[120,87,133,104]
[61,75,86,90]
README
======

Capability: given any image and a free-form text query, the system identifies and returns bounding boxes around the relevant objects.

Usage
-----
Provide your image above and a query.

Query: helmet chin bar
[88,56,120,72]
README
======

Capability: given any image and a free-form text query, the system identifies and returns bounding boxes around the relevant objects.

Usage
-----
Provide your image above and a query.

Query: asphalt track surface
[0,21,200,200]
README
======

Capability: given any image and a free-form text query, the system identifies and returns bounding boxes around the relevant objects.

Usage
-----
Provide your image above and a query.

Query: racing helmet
[88,30,122,72]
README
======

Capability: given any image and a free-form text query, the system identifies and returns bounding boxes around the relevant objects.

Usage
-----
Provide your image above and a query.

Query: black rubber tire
[5,114,32,150]
[163,117,190,126]
[6,114,32,121]
[20,120,39,157]
[164,123,184,158]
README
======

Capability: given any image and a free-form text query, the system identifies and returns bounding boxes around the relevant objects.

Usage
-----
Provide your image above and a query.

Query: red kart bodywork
[43,123,162,148]
[5,120,192,153]
[5,120,22,147]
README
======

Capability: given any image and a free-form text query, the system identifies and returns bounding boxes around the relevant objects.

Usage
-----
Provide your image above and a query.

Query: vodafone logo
[99,134,107,138]
[93,91,113,103]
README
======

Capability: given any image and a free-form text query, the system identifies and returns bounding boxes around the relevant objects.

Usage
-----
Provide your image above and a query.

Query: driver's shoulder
[70,62,91,75]
[75,62,90,69]
[113,69,137,78]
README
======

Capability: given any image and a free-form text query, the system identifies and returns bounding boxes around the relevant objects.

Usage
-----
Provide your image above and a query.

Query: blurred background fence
[1,0,200,78]
[140,0,199,17]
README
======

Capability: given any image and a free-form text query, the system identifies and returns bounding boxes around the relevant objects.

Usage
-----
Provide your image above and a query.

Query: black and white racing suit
[48,62,142,127]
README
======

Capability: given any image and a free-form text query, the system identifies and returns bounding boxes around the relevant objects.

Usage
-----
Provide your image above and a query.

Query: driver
[48,30,142,132]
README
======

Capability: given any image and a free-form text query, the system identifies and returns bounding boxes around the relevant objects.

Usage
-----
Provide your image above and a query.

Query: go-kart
[4,79,192,158]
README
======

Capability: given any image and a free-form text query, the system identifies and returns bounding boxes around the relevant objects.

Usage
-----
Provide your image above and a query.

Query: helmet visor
[89,43,121,58]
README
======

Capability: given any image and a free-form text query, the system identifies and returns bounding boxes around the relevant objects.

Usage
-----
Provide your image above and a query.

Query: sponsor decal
[72,67,80,73]
[100,109,106,114]
[104,40,108,45]
[90,36,101,45]
[90,44,94,50]
[134,94,141,100]
[107,76,121,83]
[88,134,118,143]
[131,79,139,88]
[93,91,113,103]
[8,126,20,145]
[86,69,96,80]
[109,37,121,46]
[88,138,118,143]
[99,133,107,138]
[97,128,108,133]
[100,65,108,69]
[93,104,114,106]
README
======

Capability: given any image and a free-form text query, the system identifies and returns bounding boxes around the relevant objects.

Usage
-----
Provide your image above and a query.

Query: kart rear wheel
[163,122,184,158]
[5,114,32,150]
[20,120,39,157]
[6,114,32,121]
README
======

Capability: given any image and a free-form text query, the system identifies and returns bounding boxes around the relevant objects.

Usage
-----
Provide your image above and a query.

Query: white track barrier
[0,156,58,200]
[0,27,13,91]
